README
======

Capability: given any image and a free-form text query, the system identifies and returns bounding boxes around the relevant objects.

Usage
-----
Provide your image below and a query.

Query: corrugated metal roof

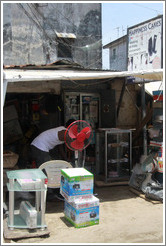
[3,59,84,70]
[103,35,127,49]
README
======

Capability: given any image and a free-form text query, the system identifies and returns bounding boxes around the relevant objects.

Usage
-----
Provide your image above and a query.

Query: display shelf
[6,169,47,230]
[96,128,132,183]
[7,212,47,229]
[6,168,46,180]
[7,181,47,192]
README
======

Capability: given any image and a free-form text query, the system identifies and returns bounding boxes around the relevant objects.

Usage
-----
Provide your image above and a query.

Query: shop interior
[4,88,119,179]
[3,83,161,184]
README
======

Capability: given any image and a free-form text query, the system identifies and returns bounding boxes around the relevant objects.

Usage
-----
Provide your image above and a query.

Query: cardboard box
[60,189,93,202]
[64,195,99,228]
[60,168,93,202]
[17,178,41,190]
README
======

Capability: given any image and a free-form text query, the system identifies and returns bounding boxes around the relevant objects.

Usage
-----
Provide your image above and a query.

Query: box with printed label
[64,195,99,228]
[60,168,93,202]
[17,178,41,190]
[19,201,37,229]
[60,189,93,202]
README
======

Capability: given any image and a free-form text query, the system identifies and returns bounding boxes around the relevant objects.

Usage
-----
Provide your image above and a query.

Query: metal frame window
[113,48,116,59]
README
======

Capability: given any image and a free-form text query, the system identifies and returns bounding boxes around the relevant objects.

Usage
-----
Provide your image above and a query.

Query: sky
[102,1,164,69]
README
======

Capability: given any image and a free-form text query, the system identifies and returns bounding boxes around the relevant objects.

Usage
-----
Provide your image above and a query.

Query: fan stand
[74,149,86,167]
[74,150,79,167]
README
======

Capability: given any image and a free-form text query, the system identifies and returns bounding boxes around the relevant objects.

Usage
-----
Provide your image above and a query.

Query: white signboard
[127,16,162,71]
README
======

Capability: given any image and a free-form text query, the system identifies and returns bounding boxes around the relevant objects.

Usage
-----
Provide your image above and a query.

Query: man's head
[58,119,76,142]
[65,119,76,128]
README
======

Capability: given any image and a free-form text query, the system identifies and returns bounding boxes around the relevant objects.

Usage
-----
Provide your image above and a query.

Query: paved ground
[3,185,163,244]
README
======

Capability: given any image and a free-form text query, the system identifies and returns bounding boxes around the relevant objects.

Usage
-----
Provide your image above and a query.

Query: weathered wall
[3,3,102,68]
[109,40,127,71]
[111,78,140,129]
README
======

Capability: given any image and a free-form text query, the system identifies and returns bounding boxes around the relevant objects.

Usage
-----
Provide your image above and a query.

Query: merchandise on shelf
[17,178,41,190]
[19,201,37,229]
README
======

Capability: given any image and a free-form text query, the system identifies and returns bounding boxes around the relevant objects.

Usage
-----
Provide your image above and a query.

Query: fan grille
[64,120,93,151]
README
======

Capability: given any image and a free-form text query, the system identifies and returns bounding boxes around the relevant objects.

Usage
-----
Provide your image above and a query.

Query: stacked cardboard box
[60,168,99,228]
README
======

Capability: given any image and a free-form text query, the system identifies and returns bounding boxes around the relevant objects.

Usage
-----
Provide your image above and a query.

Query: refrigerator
[63,91,101,171]
[63,92,100,129]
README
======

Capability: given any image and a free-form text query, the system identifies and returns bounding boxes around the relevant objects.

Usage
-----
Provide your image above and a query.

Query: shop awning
[3,68,163,106]
[3,68,163,83]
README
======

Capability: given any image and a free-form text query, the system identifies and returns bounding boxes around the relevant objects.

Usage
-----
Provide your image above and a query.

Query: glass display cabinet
[6,169,47,230]
[96,128,132,183]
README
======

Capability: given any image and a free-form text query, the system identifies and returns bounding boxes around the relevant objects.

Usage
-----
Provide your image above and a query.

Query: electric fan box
[19,201,37,229]
[17,178,41,190]
[64,195,99,228]
[60,168,94,202]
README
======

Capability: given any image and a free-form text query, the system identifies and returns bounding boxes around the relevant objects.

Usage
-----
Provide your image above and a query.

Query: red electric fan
[64,120,93,167]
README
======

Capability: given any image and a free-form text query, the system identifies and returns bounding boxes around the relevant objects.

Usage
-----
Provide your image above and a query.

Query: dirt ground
[3,185,163,244]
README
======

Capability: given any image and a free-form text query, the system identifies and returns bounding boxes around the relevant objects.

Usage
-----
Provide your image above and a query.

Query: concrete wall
[111,78,140,129]
[3,3,102,68]
[109,39,127,71]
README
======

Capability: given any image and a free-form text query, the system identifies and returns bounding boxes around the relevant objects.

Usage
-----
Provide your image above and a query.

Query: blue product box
[60,168,93,202]
[64,195,99,228]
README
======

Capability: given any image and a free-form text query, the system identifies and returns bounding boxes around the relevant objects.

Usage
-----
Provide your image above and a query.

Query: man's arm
[58,130,66,141]
[58,144,67,161]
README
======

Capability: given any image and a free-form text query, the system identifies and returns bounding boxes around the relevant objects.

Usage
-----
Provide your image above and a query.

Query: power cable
[33,3,101,50]
[17,4,43,34]
[26,3,60,62]
[17,3,67,60]
[31,3,99,63]
[125,86,141,112]
[17,3,56,45]
[50,2,101,38]
[19,2,71,61]
[14,3,163,68]
[132,3,162,15]
[27,3,66,62]
[62,77,114,90]
[16,3,107,69]
[13,4,127,70]
[32,1,103,70]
